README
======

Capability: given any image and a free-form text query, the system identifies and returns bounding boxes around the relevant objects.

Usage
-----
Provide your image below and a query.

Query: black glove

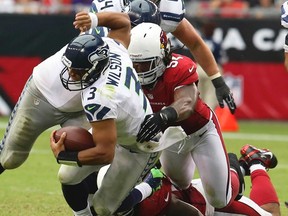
[212,76,236,114]
[136,107,178,143]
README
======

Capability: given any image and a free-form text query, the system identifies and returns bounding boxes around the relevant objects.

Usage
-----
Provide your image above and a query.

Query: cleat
[144,168,164,193]
[240,144,278,170]
[228,153,245,200]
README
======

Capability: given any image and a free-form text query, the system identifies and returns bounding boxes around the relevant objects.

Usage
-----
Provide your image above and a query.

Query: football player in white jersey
[0,35,90,175]
[50,11,161,216]
[0,0,128,175]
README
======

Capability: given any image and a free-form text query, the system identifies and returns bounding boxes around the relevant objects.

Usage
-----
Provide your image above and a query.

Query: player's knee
[206,196,228,209]
[58,168,74,184]
[1,152,28,169]
[57,167,82,185]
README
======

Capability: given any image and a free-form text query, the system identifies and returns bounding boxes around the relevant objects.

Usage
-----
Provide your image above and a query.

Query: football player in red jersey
[97,145,279,216]
[128,22,243,210]
[138,145,280,216]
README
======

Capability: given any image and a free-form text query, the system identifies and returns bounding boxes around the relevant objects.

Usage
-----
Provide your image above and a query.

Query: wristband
[57,151,82,167]
[88,12,98,29]
[160,106,178,124]
[211,76,225,88]
[209,72,222,81]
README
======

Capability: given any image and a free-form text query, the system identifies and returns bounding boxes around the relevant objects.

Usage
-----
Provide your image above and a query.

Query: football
[54,126,95,151]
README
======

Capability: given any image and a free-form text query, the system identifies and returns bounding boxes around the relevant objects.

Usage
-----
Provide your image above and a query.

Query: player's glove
[136,107,178,143]
[212,76,236,114]
[144,168,164,193]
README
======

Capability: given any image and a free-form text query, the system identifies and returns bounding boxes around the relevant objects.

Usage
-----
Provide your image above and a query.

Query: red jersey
[142,53,211,134]
[137,178,172,216]
[138,177,207,216]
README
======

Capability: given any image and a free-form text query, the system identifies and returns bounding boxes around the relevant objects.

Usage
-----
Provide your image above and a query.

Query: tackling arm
[136,84,197,143]
[170,83,198,122]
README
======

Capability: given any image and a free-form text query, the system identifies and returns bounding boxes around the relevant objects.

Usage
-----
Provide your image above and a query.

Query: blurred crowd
[0,0,91,14]
[190,0,284,18]
[0,0,284,17]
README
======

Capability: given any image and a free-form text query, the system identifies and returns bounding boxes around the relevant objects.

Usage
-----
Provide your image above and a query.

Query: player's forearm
[77,146,115,165]
[190,43,220,77]
[171,84,198,121]
[97,12,130,31]
[172,18,221,77]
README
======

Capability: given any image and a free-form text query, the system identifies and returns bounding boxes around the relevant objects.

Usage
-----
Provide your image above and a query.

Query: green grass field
[0,118,287,215]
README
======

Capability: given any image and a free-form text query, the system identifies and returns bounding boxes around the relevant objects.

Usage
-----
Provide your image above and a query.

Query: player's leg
[240,144,280,216]
[0,77,62,172]
[58,164,101,216]
[215,145,280,216]
[93,146,160,215]
[215,196,273,216]
[160,147,195,190]
[191,114,242,208]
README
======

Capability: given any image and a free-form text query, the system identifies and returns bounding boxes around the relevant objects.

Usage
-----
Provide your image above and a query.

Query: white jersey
[33,45,83,112]
[158,0,185,33]
[81,38,152,149]
[91,0,127,13]
[90,0,185,34]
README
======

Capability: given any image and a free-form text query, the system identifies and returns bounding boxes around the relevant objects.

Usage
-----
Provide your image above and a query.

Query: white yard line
[223,132,288,142]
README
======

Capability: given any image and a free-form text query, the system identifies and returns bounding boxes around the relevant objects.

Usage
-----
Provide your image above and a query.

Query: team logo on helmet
[160,30,168,50]
[89,45,109,64]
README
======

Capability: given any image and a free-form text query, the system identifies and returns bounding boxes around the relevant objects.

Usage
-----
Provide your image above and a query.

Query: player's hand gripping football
[137,107,178,143]
[212,76,236,114]
[50,130,66,158]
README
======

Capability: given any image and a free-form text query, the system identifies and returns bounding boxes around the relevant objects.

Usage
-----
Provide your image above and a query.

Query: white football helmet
[128,23,171,85]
